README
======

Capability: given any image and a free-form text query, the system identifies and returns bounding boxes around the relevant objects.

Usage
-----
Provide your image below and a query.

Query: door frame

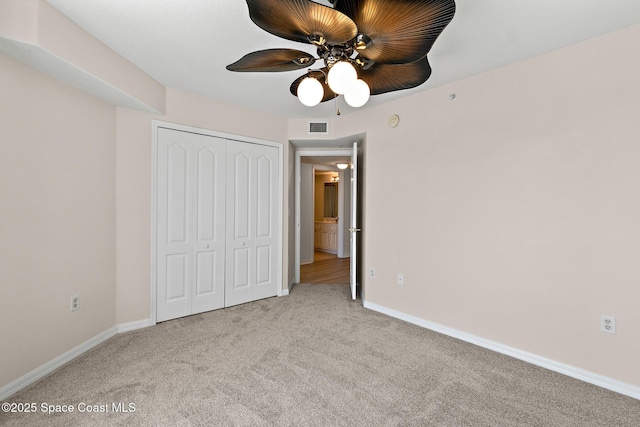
[294,148,354,284]
[150,120,284,325]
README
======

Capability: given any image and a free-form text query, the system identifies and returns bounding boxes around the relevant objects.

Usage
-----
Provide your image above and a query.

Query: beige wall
[0,0,165,114]
[0,54,116,387]
[0,61,289,388]
[115,88,289,324]
[2,4,639,395]
[296,23,640,387]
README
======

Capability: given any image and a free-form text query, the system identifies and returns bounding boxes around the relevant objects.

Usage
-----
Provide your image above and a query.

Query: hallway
[300,251,350,284]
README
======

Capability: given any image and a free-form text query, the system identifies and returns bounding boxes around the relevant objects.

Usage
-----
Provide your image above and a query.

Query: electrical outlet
[397,273,404,285]
[600,315,615,334]
[369,268,376,278]
[70,295,80,312]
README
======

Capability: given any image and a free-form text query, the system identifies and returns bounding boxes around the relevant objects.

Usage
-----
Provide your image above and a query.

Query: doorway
[300,165,349,284]
[293,139,364,299]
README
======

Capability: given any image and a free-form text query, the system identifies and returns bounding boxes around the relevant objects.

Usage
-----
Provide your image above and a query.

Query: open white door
[349,142,359,300]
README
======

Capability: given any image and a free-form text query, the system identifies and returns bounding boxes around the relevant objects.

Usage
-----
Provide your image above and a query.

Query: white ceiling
[46,0,640,119]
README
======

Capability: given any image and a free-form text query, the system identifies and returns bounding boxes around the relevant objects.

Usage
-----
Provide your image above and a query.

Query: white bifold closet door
[156,128,279,322]
[225,142,279,307]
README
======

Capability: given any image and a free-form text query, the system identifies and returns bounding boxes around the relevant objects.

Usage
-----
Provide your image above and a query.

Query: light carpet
[1,283,639,426]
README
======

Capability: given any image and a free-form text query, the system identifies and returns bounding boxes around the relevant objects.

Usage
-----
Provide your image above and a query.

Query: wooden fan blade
[359,58,432,95]
[334,0,456,64]
[246,0,357,45]
[226,49,316,72]
[290,69,336,103]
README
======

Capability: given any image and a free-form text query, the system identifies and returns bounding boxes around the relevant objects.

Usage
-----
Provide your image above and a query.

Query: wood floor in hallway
[300,251,350,284]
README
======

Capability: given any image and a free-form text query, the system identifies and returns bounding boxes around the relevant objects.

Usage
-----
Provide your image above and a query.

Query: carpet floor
[1,283,639,426]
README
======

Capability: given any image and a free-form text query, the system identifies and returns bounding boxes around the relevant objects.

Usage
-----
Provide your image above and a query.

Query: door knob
[205,244,210,248]
[349,228,361,232]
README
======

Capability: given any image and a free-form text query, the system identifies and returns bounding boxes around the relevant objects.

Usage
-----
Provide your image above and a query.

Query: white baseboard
[363,300,640,401]
[0,319,152,400]
[8,304,638,402]
[0,327,116,400]
[117,318,153,333]
[281,280,295,296]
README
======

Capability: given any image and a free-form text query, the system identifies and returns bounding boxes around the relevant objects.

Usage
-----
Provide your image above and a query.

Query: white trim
[9,306,637,402]
[117,319,153,334]
[0,319,155,400]
[152,120,284,148]
[363,301,640,401]
[294,148,352,283]
[0,327,116,400]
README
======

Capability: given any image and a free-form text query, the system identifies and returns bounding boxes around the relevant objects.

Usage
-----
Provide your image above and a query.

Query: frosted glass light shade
[327,61,357,95]
[344,79,370,107]
[297,77,323,107]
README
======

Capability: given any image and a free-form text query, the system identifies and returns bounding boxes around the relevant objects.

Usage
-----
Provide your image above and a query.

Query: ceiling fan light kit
[227,0,456,109]
[344,78,370,108]
[297,76,325,106]
[327,61,358,94]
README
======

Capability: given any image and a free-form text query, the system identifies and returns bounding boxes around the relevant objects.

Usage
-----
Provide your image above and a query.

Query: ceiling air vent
[308,121,329,134]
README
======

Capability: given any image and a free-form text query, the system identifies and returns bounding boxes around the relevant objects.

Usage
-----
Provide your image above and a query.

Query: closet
[155,127,280,322]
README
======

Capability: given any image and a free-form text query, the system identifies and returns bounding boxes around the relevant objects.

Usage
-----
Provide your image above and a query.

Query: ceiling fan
[227,0,456,109]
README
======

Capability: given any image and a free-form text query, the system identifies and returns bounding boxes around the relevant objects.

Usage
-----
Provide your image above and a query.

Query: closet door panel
[256,155,273,238]
[166,254,189,301]
[253,145,279,300]
[196,148,218,241]
[192,142,226,314]
[256,245,272,285]
[225,144,254,306]
[195,252,214,292]
[233,247,251,289]
[157,134,193,321]
[157,128,226,320]
[157,127,280,318]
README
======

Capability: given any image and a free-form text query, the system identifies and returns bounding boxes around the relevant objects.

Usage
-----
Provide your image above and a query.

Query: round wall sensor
[389,114,400,128]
